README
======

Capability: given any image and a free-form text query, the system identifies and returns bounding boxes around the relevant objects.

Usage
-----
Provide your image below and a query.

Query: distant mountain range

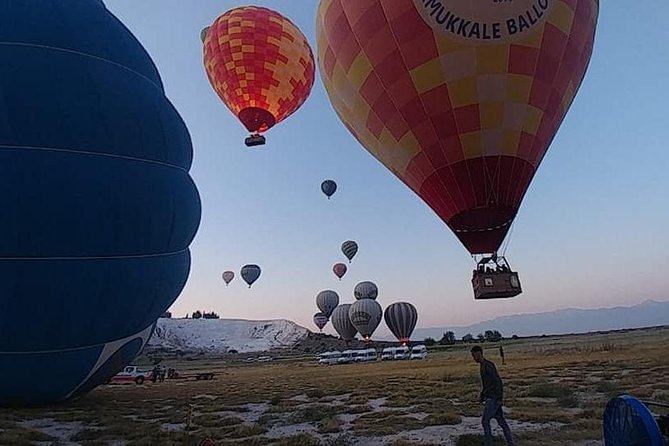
[413,300,669,340]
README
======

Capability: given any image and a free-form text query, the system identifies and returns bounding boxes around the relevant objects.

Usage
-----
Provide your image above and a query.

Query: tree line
[159,311,220,319]
[423,330,509,346]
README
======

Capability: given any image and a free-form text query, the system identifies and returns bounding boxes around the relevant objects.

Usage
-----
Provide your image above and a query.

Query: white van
[337,350,356,364]
[354,348,377,363]
[394,345,410,360]
[410,345,427,360]
[318,351,341,365]
[381,347,396,361]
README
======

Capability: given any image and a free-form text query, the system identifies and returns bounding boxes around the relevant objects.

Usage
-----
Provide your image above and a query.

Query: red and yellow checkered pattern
[204,6,315,133]
[317,0,598,254]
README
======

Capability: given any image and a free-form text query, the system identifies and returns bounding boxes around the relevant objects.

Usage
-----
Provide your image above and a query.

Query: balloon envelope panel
[0,0,201,404]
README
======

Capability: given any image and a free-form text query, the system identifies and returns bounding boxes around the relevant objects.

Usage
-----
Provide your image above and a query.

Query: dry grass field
[1,327,668,445]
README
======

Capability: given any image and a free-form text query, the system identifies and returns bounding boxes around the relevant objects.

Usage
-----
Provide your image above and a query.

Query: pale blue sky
[105,1,669,335]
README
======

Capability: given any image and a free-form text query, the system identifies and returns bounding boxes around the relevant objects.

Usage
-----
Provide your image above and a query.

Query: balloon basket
[472,255,522,300]
[245,133,266,147]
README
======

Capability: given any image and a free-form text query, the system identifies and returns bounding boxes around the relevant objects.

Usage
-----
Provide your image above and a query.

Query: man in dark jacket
[471,346,514,446]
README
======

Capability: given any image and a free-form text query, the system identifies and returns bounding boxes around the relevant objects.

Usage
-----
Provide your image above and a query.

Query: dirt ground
[1,327,667,445]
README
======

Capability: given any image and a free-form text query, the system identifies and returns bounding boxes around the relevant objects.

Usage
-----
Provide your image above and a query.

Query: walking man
[499,345,505,365]
[471,346,514,446]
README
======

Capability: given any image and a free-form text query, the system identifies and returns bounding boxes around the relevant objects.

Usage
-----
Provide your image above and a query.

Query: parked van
[318,351,341,365]
[381,347,396,361]
[354,348,378,363]
[337,350,356,364]
[394,345,410,360]
[410,345,428,360]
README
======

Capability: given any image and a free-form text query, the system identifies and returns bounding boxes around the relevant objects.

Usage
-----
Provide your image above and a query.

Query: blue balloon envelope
[0,0,201,405]
[603,395,664,446]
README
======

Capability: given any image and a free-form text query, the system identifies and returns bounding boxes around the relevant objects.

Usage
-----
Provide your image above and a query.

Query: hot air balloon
[222,271,235,287]
[0,0,201,405]
[316,290,340,318]
[333,263,347,280]
[321,180,337,199]
[384,302,418,345]
[313,312,329,332]
[341,240,358,263]
[202,6,315,147]
[331,304,357,341]
[241,264,261,288]
[349,299,383,343]
[317,0,598,299]
[354,281,378,300]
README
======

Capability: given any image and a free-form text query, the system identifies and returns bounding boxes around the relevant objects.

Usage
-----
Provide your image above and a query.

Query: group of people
[474,262,511,275]
[150,365,177,383]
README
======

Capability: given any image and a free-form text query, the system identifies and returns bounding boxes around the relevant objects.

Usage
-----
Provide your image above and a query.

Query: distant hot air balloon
[317,0,599,298]
[321,180,337,199]
[222,271,234,287]
[384,302,418,345]
[331,304,357,341]
[199,26,210,44]
[316,290,339,318]
[203,6,315,147]
[241,264,261,288]
[349,299,382,342]
[333,263,347,281]
[313,312,329,332]
[0,0,201,405]
[354,281,378,300]
[341,240,358,263]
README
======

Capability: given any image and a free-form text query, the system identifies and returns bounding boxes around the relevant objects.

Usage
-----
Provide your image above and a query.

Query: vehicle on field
[318,351,341,365]
[381,347,396,361]
[337,350,356,364]
[394,345,410,360]
[109,366,154,385]
[410,345,428,360]
[354,348,378,362]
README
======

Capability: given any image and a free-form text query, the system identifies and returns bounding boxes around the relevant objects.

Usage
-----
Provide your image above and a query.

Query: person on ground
[499,345,505,365]
[471,346,514,446]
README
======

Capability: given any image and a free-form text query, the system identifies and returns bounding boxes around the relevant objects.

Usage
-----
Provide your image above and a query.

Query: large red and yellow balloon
[317,0,598,254]
[203,6,315,134]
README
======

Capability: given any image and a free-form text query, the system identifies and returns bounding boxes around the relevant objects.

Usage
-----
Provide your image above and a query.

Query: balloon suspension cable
[500,219,517,257]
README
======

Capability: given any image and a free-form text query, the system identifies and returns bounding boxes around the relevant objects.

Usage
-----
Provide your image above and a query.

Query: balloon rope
[501,219,516,257]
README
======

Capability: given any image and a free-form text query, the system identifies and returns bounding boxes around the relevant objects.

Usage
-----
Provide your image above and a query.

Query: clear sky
[105,1,669,335]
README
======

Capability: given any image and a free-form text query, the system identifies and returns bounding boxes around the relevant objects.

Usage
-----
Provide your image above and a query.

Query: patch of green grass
[224,423,266,439]
[425,412,462,425]
[526,382,573,399]
[318,416,341,433]
[352,412,423,436]
[345,404,371,414]
[306,388,325,399]
[71,428,103,441]
[291,404,339,423]
[596,380,621,396]
[557,392,579,408]
[270,432,320,446]
[194,414,227,428]
[0,427,56,445]
[456,433,505,446]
